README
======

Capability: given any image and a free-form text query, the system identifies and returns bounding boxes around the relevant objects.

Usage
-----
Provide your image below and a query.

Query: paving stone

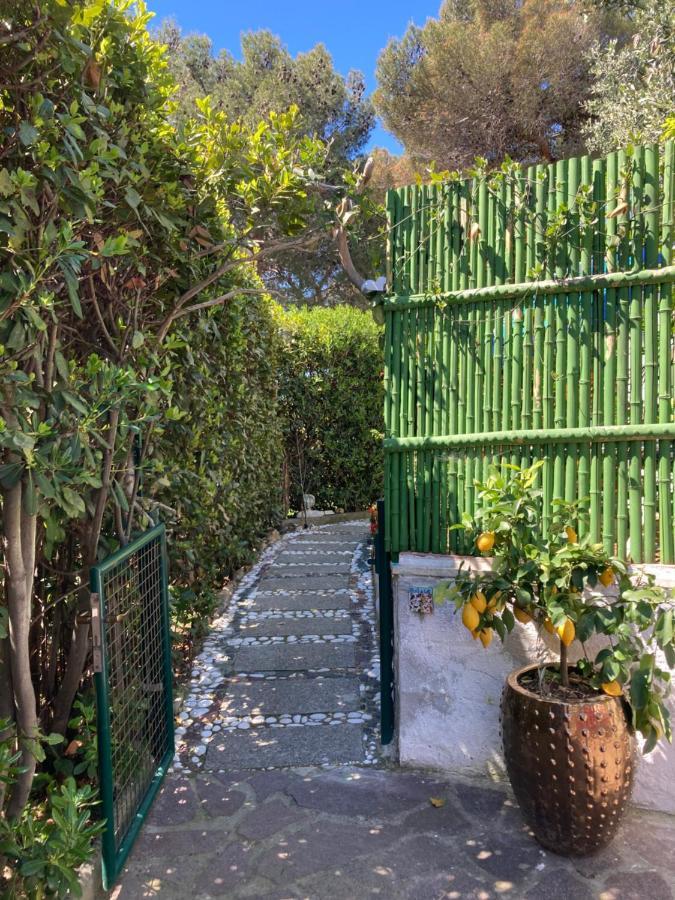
[286,767,439,818]
[204,723,364,770]
[236,798,307,840]
[194,774,247,819]
[245,592,351,612]
[244,769,306,803]
[467,829,546,883]
[454,781,511,818]
[257,574,350,591]
[270,562,352,575]
[291,533,362,544]
[603,871,674,900]
[232,641,355,672]
[237,616,352,637]
[193,841,256,896]
[276,551,352,563]
[112,860,186,899]
[133,826,226,859]
[146,776,198,826]
[254,819,404,883]
[523,867,596,900]
[218,676,360,717]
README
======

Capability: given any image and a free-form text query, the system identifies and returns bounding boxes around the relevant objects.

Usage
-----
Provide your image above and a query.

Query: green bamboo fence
[382,141,675,564]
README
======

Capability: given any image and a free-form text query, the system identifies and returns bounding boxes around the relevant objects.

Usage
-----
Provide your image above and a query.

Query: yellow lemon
[470,591,487,613]
[476,532,495,553]
[565,526,578,544]
[471,629,480,640]
[487,591,501,612]
[599,567,614,587]
[462,603,481,632]
[543,617,555,635]
[479,628,493,649]
[556,619,576,647]
[601,681,623,697]
[514,606,533,625]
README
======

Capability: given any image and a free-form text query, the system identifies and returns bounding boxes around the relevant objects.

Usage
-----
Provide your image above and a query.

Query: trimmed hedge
[154,292,283,606]
[277,306,384,513]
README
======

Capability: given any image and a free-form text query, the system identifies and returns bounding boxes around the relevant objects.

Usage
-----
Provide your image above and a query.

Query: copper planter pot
[500,664,635,856]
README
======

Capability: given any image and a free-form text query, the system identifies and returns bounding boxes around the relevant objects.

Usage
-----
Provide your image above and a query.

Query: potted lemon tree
[434,462,675,856]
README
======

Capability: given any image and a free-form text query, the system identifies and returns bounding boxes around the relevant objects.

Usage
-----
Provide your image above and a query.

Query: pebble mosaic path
[113,522,675,900]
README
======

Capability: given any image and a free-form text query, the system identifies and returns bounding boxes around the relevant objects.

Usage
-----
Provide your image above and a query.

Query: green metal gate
[90,523,174,888]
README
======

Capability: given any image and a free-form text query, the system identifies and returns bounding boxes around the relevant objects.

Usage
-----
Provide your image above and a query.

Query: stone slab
[232,642,355,673]
[290,534,362,545]
[204,723,364,770]
[238,617,352,637]
[257,574,350,592]
[242,592,351,612]
[275,551,352,563]
[269,562,352,575]
[218,675,360,717]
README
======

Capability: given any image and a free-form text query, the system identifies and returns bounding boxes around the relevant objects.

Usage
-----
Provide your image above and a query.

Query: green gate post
[375,498,395,745]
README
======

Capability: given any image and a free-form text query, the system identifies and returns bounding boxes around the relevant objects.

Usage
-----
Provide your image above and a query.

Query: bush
[153,293,284,669]
[277,306,383,512]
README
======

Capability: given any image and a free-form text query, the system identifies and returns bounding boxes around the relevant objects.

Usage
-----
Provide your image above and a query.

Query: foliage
[0,719,103,899]
[374,0,627,170]
[583,0,675,151]
[153,292,284,672]
[155,21,375,306]
[434,463,675,753]
[0,0,328,827]
[276,306,384,513]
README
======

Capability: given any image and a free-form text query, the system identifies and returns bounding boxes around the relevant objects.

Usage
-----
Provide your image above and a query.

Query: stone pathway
[113,522,675,900]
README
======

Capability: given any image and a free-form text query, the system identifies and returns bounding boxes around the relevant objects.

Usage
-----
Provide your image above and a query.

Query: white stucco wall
[393,552,675,816]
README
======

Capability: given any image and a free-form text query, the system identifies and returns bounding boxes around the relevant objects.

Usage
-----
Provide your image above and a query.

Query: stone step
[257,574,350,592]
[241,592,352,613]
[217,675,360,718]
[231,642,355,673]
[238,617,352,638]
[204,722,364,770]
[270,562,352,575]
[275,551,353,563]
[290,534,362,545]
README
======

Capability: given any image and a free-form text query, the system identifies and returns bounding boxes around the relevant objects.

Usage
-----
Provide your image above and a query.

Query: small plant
[0,721,104,899]
[434,462,675,752]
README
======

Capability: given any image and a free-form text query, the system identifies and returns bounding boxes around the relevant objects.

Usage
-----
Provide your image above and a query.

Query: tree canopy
[374,0,627,170]
[583,0,675,152]
[155,22,376,305]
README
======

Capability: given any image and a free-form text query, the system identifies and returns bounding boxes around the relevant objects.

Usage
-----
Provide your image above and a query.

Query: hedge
[276,306,384,513]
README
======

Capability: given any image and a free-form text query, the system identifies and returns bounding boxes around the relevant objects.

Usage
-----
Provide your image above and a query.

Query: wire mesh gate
[90,523,174,888]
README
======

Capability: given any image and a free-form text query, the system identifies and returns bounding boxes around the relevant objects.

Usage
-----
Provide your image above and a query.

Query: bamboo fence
[382,141,675,563]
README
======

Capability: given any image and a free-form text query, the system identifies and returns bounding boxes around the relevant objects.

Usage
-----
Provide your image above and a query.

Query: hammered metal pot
[500,664,636,856]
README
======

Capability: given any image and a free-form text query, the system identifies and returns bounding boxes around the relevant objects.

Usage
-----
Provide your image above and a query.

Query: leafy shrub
[0,720,103,899]
[277,306,384,512]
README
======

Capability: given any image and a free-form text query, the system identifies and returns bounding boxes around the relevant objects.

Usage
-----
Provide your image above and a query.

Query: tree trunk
[560,638,569,688]
[3,479,39,819]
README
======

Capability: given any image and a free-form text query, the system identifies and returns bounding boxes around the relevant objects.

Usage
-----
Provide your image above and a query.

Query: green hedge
[276,306,384,513]
[153,292,283,628]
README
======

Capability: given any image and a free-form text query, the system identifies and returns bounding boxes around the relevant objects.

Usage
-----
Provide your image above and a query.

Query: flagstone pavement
[112,522,675,900]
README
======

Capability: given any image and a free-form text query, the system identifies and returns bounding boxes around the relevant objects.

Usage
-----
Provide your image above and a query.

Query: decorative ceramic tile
[408,586,434,616]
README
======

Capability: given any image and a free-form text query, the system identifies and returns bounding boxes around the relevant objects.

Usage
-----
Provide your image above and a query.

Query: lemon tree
[434,463,675,753]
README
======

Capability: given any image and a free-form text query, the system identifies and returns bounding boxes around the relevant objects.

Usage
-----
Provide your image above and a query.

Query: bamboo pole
[602,152,618,553]
[615,150,630,558]
[642,143,659,560]
[578,155,593,535]
[629,146,644,561]
[659,140,674,563]
[589,157,605,542]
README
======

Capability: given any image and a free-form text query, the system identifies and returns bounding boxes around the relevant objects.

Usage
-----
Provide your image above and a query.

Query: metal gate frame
[90,523,174,888]
[374,498,395,745]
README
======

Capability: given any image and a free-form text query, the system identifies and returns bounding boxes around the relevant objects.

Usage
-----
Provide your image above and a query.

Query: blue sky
[145,0,441,153]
